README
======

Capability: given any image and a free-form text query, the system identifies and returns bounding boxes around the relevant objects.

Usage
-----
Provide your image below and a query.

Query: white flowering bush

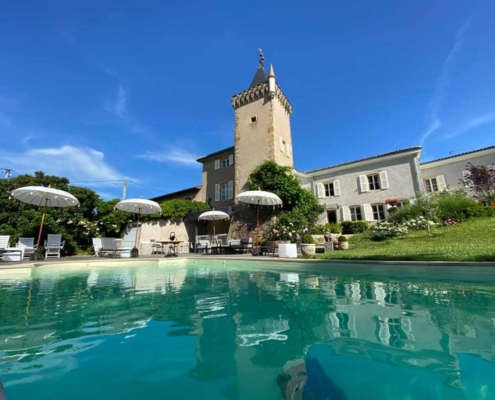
[264,222,298,241]
[372,221,408,238]
[403,216,436,230]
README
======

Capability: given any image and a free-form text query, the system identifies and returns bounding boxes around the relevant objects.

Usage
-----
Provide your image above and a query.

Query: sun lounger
[44,234,65,259]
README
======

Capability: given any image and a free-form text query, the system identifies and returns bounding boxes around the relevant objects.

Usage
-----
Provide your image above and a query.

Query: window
[217,154,234,169]
[324,182,335,197]
[424,177,438,193]
[372,204,386,220]
[350,206,362,221]
[220,182,229,201]
[368,174,380,191]
[221,157,230,168]
[250,115,257,123]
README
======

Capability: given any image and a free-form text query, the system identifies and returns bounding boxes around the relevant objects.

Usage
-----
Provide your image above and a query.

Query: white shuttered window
[333,179,341,196]
[340,206,352,221]
[228,180,234,199]
[214,184,220,201]
[437,175,446,191]
[379,171,389,189]
[317,183,325,198]
[214,159,220,170]
[359,175,369,193]
[361,204,374,221]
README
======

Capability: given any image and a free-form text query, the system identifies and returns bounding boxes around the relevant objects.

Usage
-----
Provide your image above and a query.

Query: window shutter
[333,180,341,196]
[228,180,233,199]
[359,175,368,193]
[214,159,220,170]
[436,175,446,191]
[379,171,389,190]
[280,137,284,153]
[361,204,373,221]
[341,206,351,222]
[317,183,325,198]
[214,184,220,201]
[228,154,234,165]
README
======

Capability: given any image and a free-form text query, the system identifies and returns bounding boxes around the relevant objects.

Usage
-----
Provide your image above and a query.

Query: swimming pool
[1,259,494,399]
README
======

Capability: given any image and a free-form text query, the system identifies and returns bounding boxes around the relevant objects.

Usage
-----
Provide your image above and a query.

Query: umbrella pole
[36,199,49,249]
[255,202,260,249]
[135,209,141,249]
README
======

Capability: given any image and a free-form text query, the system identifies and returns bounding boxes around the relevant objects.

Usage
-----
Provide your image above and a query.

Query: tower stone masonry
[232,61,294,197]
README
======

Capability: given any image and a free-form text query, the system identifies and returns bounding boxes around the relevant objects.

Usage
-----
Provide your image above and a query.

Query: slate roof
[196,146,235,162]
[304,146,422,174]
[250,66,267,88]
[420,145,495,165]
[150,186,202,202]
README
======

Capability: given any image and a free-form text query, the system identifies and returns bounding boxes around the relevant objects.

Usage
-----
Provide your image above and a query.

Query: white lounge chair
[17,237,35,258]
[0,235,10,252]
[44,234,65,259]
[92,237,103,257]
[99,238,131,258]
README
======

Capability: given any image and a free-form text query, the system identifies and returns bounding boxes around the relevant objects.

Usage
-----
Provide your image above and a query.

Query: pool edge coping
[1,255,495,271]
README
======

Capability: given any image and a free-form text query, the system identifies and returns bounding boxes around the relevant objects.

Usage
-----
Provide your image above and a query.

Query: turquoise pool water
[1,260,495,400]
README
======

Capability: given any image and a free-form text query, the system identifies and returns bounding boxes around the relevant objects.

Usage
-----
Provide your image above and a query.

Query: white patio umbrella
[236,189,283,248]
[10,186,80,249]
[198,210,230,236]
[114,198,161,249]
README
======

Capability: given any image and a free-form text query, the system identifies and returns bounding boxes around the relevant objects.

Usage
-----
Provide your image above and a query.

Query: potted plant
[337,235,349,250]
[300,234,316,256]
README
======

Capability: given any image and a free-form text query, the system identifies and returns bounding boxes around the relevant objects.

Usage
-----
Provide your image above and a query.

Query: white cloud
[139,148,200,168]
[105,86,127,119]
[420,19,471,145]
[444,114,495,139]
[0,145,130,185]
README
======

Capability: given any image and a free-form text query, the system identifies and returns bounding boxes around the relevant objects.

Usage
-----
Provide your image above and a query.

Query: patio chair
[150,239,164,255]
[229,237,253,253]
[44,234,65,259]
[196,239,211,254]
[0,235,10,253]
[92,238,103,257]
[99,238,121,258]
[17,237,35,258]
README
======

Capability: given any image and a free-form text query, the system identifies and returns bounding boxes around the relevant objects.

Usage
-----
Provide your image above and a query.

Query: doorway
[327,210,337,224]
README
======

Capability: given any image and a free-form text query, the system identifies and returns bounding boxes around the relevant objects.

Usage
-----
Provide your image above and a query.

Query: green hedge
[311,223,342,234]
[341,221,370,234]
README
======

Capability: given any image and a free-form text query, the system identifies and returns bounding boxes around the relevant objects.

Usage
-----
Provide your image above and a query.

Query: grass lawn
[315,217,495,262]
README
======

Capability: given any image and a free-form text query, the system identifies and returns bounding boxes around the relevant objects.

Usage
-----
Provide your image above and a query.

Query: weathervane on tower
[258,47,264,68]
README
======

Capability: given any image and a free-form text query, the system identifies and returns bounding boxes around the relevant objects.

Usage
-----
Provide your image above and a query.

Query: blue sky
[0,0,494,199]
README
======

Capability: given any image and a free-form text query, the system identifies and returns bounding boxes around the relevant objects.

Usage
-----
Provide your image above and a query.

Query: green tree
[249,161,323,229]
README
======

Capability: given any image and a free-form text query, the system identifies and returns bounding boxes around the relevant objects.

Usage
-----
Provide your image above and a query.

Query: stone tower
[231,53,293,195]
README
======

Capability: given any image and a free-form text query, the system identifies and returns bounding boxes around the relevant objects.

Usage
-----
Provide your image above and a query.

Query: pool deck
[1,252,495,271]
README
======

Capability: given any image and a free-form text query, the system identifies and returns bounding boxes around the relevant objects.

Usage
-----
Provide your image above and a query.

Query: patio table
[159,241,183,257]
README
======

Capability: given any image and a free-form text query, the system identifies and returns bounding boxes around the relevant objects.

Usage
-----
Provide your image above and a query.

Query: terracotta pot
[301,243,316,256]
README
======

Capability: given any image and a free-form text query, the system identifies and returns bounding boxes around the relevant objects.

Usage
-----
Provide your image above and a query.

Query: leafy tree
[158,199,210,220]
[249,161,323,229]
[461,163,495,205]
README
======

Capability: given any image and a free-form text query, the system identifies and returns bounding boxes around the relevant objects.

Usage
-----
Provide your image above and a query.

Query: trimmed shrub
[302,234,315,244]
[337,235,348,242]
[436,191,478,221]
[370,231,390,242]
[341,221,370,234]
[312,223,342,234]
[461,205,495,219]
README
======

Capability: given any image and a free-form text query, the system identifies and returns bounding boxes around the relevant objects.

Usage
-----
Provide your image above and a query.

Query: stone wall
[228,203,277,242]
[139,218,195,252]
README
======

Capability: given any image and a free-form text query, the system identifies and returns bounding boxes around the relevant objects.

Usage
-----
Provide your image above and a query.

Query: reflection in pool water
[0,261,494,399]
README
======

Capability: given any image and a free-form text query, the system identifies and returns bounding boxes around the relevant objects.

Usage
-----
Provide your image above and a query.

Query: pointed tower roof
[250,66,267,87]
[268,64,275,78]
